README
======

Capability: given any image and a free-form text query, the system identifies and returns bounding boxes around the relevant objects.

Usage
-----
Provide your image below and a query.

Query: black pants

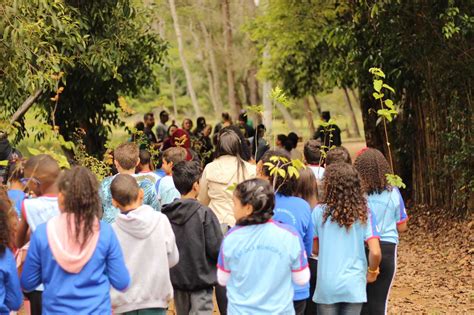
[215,284,227,315]
[362,242,397,315]
[305,258,318,315]
[294,299,307,315]
[24,290,42,315]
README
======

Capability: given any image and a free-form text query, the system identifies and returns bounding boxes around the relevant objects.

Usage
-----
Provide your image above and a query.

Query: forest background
[1,0,472,216]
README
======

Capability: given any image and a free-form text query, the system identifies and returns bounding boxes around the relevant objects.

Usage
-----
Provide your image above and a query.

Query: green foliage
[0,0,168,156]
[264,155,305,192]
[73,135,111,181]
[385,174,406,189]
[28,146,70,169]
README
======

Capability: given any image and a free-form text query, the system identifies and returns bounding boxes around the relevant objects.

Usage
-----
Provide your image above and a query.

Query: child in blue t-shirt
[312,163,382,315]
[354,148,408,315]
[21,166,130,314]
[0,199,23,314]
[217,179,310,315]
[6,160,25,218]
[156,147,187,206]
[258,150,313,314]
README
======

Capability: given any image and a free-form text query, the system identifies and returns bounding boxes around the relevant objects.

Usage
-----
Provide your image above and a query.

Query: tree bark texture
[343,87,361,137]
[10,89,42,124]
[303,97,316,136]
[168,0,202,116]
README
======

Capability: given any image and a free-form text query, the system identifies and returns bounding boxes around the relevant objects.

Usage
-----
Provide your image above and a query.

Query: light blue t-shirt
[273,194,313,301]
[157,175,181,206]
[312,204,379,304]
[367,187,408,244]
[218,220,308,315]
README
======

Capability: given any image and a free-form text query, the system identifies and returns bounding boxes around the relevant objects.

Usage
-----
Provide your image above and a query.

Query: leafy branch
[369,67,405,189]
[264,155,305,193]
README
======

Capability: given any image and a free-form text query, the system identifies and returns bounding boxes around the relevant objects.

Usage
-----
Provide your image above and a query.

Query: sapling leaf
[0,160,8,166]
[270,156,279,163]
[384,99,394,109]
[277,168,286,178]
[374,79,383,92]
[373,92,384,100]
[270,167,278,176]
[264,162,275,170]
[288,166,299,179]
[369,67,386,78]
[385,173,406,189]
[280,157,289,163]
[226,182,238,192]
[382,83,395,93]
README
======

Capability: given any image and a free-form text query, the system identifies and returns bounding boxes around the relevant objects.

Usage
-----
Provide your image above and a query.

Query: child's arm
[4,250,23,311]
[20,229,42,292]
[204,210,223,262]
[163,216,179,268]
[395,187,409,233]
[367,238,382,283]
[197,168,211,206]
[106,227,131,292]
[216,240,230,286]
[16,202,28,248]
[303,211,314,258]
[291,235,310,286]
[312,238,319,256]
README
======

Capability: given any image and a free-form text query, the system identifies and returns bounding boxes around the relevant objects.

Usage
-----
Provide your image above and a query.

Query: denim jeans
[317,303,363,315]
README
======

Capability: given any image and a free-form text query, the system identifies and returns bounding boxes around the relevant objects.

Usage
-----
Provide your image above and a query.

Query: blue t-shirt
[312,204,380,304]
[0,249,23,314]
[7,190,25,218]
[218,221,308,315]
[21,222,130,314]
[367,187,408,244]
[157,175,181,206]
[273,194,313,301]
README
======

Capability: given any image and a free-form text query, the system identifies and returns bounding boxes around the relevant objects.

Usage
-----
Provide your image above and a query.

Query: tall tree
[168,0,202,116]
[343,87,361,137]
[222,0,241,118]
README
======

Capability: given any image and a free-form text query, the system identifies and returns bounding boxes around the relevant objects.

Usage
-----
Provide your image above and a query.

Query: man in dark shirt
[143,112,158,145]
[313,111,342,147]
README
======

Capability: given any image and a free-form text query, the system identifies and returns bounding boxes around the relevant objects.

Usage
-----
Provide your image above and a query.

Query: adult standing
[0,131,22,184]
[156,110,170,143]
[313,111,342,147]
[143,112,158,145]
[198,128,256,315]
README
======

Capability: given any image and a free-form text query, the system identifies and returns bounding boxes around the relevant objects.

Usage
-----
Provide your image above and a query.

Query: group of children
[0,126,408,315]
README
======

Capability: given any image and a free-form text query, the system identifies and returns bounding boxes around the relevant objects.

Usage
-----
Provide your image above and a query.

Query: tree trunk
[351,88,360,106]
[343,87,361,138]
[310,94,323,118]
[276,102,297,132]
[303,97,316,136]
[168,0,201,116]
[169,70,178,118]
[10,89,42,124]
[222,0,240,119]
[247,67,259,105]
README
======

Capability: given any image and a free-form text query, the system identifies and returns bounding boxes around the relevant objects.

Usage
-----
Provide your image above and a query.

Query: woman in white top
[198,128,256,228]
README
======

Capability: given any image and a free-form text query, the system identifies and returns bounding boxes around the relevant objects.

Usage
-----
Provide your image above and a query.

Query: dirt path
[389,215,473,314]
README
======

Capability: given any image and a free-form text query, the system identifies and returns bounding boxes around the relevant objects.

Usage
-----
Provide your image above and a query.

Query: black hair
[304,140,322,164]
[58,166,101,249]
[322,111,331,122]
[110,174,140,207]
[144,112,154,121]
[134,121,145,131]
[218,126,251,161]
[222,112,231,121]
[194,117,207,135]
[283,139,294,152]
[172,161,202,195]
[216,128,248,181]
[260,149,296,196]
[159,110,168,117]
[238,112,248,123]
[277,134,287,144]
[167,124,178,135]
[234,178,275,226]
[287,132,299,149]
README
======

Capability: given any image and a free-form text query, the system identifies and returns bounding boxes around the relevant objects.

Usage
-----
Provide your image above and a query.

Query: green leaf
[377,109,393,122]
[263,162,275,170]
[270,167,278,176]
[288,166,300,179]
[385,174,406,189]
[373,92,384,100]
[270,156,279,163]
[384,99,394,109]
[277,168,286,178]
[373,79,383,92]
[369,67,386,78]
[27,147,43,156]
[226,182,238,192]
[382,83,395,93]
[0,160,8,166]
[280,157,289,163]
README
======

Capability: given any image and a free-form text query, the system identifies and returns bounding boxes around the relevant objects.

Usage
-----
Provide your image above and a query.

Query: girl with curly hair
[354,148,409,315]
[0,198,23,313]
[217,178,309,314]
[21,166,130,313]
[258,149,313,315]
[312,163,381,315]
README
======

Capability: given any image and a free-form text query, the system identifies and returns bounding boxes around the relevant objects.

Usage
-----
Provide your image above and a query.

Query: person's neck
[9,181,23,190]
[41,184,59,196]
[119,200,142,214]
[139,166,152,173]
[118,168,135,175]
[181,192,197,200]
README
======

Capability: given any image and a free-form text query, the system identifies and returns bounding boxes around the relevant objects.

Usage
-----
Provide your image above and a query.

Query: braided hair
[234,179,275,226]
[58,166,101,250]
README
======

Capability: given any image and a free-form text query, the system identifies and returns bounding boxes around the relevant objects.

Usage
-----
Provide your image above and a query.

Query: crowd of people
[0,110,408,315]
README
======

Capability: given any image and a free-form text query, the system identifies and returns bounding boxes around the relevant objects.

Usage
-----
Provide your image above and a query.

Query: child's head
[322,163,367,229]
[295,167,319,208]
[138,149,153,172]
[162,147,187,175]
[24,154,60,196]
[111,174,143,210]
[353,148,391,195]
[114,142,139,171]
[7,159,25,185]
[172,161,202,197]
[233,178,275,226]
[287,132,299,149]
[304,140,322,165]
[216,128,243,159]
[276,134,287,148]
[325,146,352,166]
[259,149,296,197]
[57,166,101,248]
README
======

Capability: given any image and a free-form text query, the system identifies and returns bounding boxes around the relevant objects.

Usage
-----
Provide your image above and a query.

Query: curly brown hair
[353,148,391,195]
[58,166,101,250]
[322,163,368,229]
[0,186,16,254]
